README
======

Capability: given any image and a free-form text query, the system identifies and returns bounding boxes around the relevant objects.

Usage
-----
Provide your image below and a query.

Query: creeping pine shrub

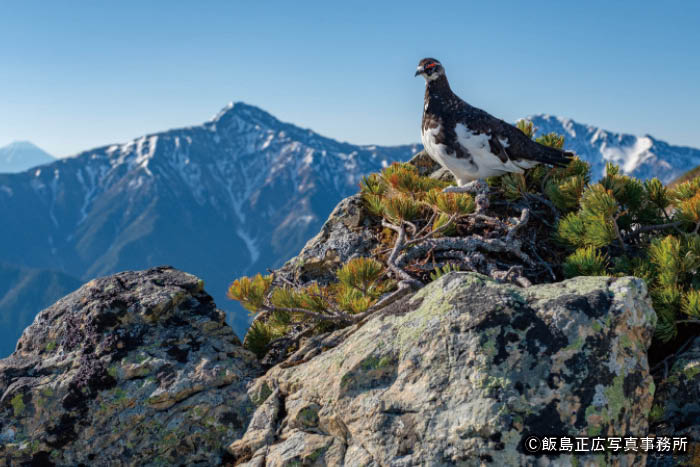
[227,258,396,358]
[230,118,700,360]
[554,166,700,343]
[229,162,478,358]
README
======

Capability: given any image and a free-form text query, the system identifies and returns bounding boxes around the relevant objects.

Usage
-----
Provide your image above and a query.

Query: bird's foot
[442,179,489,195]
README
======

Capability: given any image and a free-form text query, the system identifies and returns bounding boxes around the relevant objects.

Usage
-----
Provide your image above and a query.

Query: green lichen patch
[11,393,26,417]
[252,382,273,406]
[683,362,700,380]
[307,446,328,462]
[648,404,664,423]
[298,406,320,428]
[340,353,398,395]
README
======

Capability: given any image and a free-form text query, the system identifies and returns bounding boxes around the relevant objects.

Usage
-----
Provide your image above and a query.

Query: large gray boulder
[0,266,261,466]
[229,272,657,466]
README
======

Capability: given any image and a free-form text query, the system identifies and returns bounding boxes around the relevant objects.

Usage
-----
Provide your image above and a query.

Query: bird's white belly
[422,123,537,185]
[422,124,493,184]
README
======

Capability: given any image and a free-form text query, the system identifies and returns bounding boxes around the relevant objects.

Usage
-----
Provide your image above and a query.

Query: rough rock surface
[229,272,657,466]
[648,337,700,466]
[0,266,261,466]
[276,194,379,286]
[273,151,448,289]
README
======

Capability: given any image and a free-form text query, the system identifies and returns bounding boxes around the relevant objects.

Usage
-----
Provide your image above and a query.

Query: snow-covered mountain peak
[209,101,282,130]
[0,103,419,339]
[528,114,700,182]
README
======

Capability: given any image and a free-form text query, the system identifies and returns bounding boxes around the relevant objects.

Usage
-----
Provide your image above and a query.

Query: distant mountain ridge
[0,141,54,173]
[1,103,698,356]
[0,262,81,356]
[0,102,418,344]
[529,114,700,183]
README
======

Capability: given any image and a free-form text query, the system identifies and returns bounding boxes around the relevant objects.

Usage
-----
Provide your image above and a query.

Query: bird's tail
[536,144,574,168]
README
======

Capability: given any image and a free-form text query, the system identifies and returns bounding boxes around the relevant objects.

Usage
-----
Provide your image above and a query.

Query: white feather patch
[454,123,535,178]
[422,124,477,185]
[423,123,543,185]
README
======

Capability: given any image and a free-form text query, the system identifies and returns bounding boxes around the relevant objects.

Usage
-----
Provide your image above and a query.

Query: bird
[415,58,573,193]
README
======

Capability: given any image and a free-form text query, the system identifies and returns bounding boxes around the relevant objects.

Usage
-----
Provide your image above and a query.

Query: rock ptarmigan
[415,58,573,193]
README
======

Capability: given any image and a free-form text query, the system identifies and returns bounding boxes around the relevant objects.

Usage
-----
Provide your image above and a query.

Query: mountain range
[0,103,698,357]
[0,141,54,173]
[0,102,418,352]
[530,115,700,183]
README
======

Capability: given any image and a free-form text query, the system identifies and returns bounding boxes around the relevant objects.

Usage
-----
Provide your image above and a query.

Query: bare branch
[404,220,418,235]
[651,336,696,377]
[525,193,559,222]
[530,242,556,281]
[468,213,507,230]
[676,319,700,326]
[261,304,354,323]
[506,208,529,244]
[397,234,535,268]
[353,280,417,322]
[413,212,438,238]
[624,221,684,241]
[613,212,627,252]
[404,214,458,248]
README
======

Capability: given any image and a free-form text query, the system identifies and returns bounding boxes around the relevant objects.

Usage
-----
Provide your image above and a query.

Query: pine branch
[623,221,683,241]
[353,280,416,322]
[675,319,700,325]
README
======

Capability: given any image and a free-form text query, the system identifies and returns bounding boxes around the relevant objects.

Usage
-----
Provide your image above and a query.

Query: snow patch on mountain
[529,115,700,183]
[236,228,260,265]
[0,102,419,342]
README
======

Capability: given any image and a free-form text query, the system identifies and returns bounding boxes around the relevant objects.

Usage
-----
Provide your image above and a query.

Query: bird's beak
[414,67,423,77]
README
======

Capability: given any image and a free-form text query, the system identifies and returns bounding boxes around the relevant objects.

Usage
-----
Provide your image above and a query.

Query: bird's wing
[453,101,573,168]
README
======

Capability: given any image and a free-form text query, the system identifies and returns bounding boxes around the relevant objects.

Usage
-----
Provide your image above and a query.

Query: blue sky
[1,1,698,157]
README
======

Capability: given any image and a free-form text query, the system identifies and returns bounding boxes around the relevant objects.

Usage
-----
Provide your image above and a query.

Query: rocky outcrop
[274,151,451,288]
[648,337,700,466]
[230,272,657,466]
[0,266,661,466]
[0,267,261,466]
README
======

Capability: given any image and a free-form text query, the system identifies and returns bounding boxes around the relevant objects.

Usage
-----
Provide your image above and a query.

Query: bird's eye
[425,63,437,70]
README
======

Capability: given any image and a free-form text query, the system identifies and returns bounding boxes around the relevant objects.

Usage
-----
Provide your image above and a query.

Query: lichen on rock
[0,266,261,466]
[229,272,657,466]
